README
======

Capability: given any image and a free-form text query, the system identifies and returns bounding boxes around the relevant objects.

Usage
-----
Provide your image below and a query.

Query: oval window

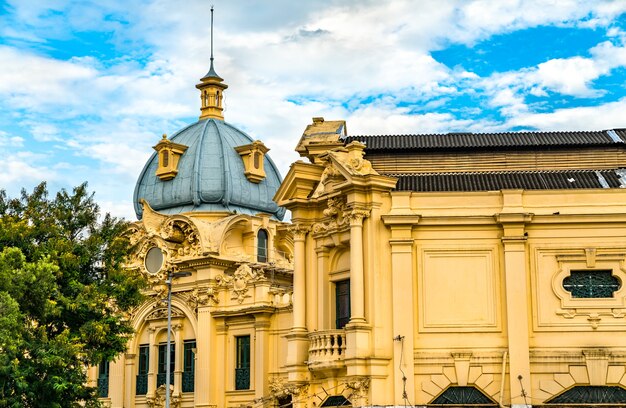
[145,247,164,275]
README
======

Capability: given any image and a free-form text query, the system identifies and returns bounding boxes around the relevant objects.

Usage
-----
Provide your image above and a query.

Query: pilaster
[214,320,228,408]
[195,305,213,406]
[173,323,183,397]
[254,314,272,401]
[496,212,533,408]
[389,225,416,405]
[147,327,157,397]
[109,356,125,408]
[315,246,330,329]
[123,353,136,408]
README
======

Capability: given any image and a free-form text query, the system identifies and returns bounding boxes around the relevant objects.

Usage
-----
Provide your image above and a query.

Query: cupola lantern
[196,6,228,121]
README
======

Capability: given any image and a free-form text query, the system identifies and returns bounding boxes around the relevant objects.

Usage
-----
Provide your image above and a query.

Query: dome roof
[134,118,286,220]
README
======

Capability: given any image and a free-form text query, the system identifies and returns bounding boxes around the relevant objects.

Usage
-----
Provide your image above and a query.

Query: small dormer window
[257,229,268,263]
[235,140,270,183]
[153,134,188,181]
[253,152,261,169]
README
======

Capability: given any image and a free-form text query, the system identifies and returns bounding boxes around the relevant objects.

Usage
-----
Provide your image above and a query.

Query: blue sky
[2,0,626,219]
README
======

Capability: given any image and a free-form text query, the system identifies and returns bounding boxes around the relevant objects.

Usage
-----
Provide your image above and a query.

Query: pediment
[274,161,325,205]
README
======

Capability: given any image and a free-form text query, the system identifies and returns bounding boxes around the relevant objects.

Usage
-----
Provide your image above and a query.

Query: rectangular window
[335,279,351,329]
[136,344,149,395]
[182,340,196,392]
[157,343,175,387]
[235,335,250,390]
[98,361,109,398]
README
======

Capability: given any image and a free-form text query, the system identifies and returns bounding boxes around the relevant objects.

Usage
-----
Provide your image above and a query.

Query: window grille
[547,385,626,404]
[136,344,149,395]
[235,335,250,390]
[563,270,620,298]
[157,343,175,387]
[183,340,196,392]
[430,386,497,406]
[98,361,109,398]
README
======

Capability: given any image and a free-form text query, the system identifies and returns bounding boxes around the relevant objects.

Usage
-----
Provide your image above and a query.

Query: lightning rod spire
[196,4,228,120]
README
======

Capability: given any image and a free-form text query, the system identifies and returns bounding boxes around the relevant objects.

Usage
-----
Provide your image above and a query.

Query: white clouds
[0,46,96,109]
[506,97,626,130]
[535,57,605,97]
[0,155,56,187]
[0,131,25,147]
[2,0,626,219]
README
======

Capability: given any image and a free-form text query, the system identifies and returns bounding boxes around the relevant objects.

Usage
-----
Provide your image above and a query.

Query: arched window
[257,229,268,263]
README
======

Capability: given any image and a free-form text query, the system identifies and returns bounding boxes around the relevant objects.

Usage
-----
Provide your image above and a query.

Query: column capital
[344,207,370,226]
[495,212,533,239]
[289,223,310,240]
[314,245,331,255]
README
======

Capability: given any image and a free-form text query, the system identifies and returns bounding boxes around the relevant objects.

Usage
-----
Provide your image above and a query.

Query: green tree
[0,182,145,407]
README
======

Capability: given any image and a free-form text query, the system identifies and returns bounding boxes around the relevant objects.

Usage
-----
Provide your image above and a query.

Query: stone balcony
[307,329,347,375]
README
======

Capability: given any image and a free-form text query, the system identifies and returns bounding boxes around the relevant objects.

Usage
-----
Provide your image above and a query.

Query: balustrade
[307,329,346,370]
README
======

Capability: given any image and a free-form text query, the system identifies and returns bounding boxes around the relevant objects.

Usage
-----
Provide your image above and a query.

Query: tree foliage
[0,182,145,407]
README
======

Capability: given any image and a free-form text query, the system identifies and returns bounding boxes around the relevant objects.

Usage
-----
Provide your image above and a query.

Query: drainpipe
[499,351,508,408]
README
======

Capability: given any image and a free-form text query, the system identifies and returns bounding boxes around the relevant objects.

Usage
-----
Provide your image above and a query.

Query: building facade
[91,59,626,408]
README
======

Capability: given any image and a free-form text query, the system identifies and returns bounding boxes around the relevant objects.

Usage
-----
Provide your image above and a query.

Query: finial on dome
[196,5,228,120]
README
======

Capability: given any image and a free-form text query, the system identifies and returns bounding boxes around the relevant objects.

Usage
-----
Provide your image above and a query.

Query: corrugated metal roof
[343,130,626,151]
[392,170,624,192]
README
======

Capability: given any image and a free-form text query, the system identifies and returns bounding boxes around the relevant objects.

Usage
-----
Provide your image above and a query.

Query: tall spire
[196,5,228,120]
[205,5,220,79]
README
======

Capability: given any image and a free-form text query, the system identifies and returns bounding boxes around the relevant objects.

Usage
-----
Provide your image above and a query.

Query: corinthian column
[286,223,310,382]
[291,224,309,330]
[346,208,370,324]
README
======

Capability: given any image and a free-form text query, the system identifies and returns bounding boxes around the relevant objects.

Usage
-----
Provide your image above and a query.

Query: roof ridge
[346,129,613,138]
[388,169,618,177]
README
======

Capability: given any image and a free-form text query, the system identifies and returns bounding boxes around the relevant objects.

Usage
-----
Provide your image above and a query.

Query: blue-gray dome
[134,118,286,220]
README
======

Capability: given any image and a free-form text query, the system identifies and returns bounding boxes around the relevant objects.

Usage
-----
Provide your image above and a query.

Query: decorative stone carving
[216,264,265,303]
[343,208,370,226]
[161,219,201,258]
[311,197,351,236]
[146,307,184,321]
[346,377,370,406]
[288,223,310,240]
[269,376,290,398]
[343,141,375,175]
[126,224,145,247]
[147,384,180,408]
[178,286,220,313]
[311,159,342,198]
[268,287,293,308]
[323,196,347,218]
[268,377,309,400]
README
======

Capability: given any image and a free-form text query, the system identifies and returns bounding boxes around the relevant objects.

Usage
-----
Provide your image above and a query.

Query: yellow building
[91,46,626,408]
[275,122,626,408]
